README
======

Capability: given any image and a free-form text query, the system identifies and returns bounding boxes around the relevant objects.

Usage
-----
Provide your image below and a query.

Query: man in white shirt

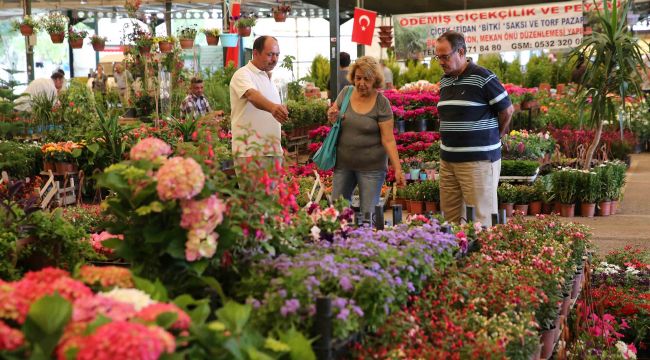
[14,69,65,112]
[230,35,288,170]
[380,60,394,89]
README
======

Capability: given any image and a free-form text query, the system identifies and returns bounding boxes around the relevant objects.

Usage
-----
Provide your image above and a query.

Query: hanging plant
[90,34,107,51]
[177,26,197,49]
[124,0,142,17]
[234,17,256,37]
[41,12,68,43]
[273,2,291,22]
[12,15,40,36]
[68,27,88,49]
[201,28,221,46]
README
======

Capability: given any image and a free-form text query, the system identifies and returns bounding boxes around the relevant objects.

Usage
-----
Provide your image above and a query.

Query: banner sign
[393,1,584,59]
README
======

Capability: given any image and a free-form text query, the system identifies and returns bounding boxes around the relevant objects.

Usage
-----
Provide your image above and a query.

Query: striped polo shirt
[437,61,511,162]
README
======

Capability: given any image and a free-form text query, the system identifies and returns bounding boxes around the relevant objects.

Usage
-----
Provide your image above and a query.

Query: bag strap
[338,86,354,122]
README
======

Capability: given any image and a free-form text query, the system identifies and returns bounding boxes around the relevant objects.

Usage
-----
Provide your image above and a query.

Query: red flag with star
[351,7,377,45]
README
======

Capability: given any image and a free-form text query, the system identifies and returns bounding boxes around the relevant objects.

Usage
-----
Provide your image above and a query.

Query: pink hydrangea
[185,229,218,262]
[0,320,24,351]
[75,321,175,360]
[180,195,226,234]
[156,157,205,201]
[129,137,172,162]
[73,295,137,323]
[88,231,123,255]
[136,303,191,330]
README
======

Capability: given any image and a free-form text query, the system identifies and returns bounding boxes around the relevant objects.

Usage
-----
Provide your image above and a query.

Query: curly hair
[347,56,384,89]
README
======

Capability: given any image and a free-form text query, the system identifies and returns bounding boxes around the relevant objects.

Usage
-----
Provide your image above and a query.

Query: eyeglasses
[433,50,456,62]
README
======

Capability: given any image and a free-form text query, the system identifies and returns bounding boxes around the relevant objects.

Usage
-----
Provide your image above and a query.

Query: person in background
[434,30,514,226]
[230,35,288,171]
[380,59,394,89]
[180,77,212,119]
[14,69,65,112]
[92,64,108,94]
[337,52,351,93]
[326,56,405,217]
[113,63,133,100]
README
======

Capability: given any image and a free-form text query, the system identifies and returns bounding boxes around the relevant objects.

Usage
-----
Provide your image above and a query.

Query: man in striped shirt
[435,31,514,226]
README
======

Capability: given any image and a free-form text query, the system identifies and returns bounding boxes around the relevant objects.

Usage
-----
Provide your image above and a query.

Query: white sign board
[393,1,585,58]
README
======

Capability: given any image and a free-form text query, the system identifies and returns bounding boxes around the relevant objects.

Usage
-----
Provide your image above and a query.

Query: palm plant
[569,0,648,169]
[96,108,129,164]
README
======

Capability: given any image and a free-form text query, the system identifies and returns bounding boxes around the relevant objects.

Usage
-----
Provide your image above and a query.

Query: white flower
[615,341,636,359]
[626,267,640,275]
[310,225,321,241]
[99,287,156,311]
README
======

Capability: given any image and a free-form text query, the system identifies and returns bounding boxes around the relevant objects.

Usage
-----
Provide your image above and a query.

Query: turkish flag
[351,7,377,46]
[225,2,241,67]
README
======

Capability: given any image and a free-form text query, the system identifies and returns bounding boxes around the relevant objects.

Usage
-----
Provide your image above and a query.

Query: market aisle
[564,153,650,256]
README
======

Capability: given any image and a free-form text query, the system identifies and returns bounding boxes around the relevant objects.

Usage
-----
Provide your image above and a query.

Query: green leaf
[84,314,112,335]
[87,142,100,154]
[215,301,251,335]
[279,327,316,360]
[22,294,72,358]
[173,295,211,325]
[201,276,227,304]
[155,312,178,329]
[246,348,275,360]
[101,237,123,251]
[189,259,209,276]
[132,276,169,302]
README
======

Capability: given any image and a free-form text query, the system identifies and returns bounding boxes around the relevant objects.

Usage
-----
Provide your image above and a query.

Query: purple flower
[339,276,353,291]
[280,299,300,317]
[336,307,350,321]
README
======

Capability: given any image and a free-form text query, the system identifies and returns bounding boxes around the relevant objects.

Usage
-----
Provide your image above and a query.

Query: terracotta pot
[540,326,558,359]
[571,272,583,299]
[521,100,539,110]
[273,10,288,22]
[598,201,611,216]
[138,44,151,54]
[514,204,529,215]
[43,161,56,172]
[69,38,84,49]
[49,32,65,43]
[158,41,173,53]
[424,201,438,213]
[611,200,619,214]
[410,200,424,215]
[560,203,575,217]
[179,39,194,49]
[528,201,542,215]
[499,203,514,218]
[237,26,252,37]
[55,162,77,174]
[553,202,562,214]
[205,34,219,45]
[542,202,553,214]
[580,203,596,217]
[20,24,34,36]
[92,41,106,51]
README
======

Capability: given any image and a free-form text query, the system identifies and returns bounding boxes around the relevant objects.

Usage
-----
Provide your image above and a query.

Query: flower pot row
[392,198,439,214]
[499,200,619,218]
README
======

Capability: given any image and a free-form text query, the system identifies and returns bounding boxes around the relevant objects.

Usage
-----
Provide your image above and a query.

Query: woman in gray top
[326,56,405,217]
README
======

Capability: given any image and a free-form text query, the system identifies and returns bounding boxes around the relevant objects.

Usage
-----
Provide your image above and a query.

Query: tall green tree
[570,0,648,169]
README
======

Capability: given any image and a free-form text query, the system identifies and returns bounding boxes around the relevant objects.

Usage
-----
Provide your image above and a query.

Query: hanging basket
[179,39,194,50]
[20,24,34,36]
[220,33,239,47]
[92,41,106,51]
[158,41,173,53]
[138,44,152,54]
[205,34,219,46]
[69,38,84,49]
[49,32,65,43]
[237,26,251,37]
[273,10,288,22]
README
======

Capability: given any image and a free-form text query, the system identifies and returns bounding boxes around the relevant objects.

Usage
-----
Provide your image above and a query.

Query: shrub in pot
[497,182,517,217]
[552,168,578,217]
[577,170,600,217]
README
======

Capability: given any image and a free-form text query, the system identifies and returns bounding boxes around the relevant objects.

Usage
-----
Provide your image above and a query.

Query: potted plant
[67,27,88,49]
[407,158,421,180]
[41,13,68,43]
[552,168,578,217]
[90,34,107,51]
[569,0,647,170]
[273,2,291,22]
[609,161,626,214]
[420,179,440,213]
[156,35,176,53]
[577,170,599,217]
[13,15,39,36]
[529,180,544,215]
[220,31,239,48]
[177,26,197,49]
[235,17,256,37]
[497,182,516,218]
[538,175,555,214]
[405,182,424,214]
[520,92,538,110]
[201,28,221,46]
[134,32,154,54]
[513,185,531,215]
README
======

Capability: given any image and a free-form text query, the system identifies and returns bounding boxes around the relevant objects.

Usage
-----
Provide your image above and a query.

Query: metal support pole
[165,1,172,36]
[67,10,75,78]
[375,204,384,230]
[499,208,507,224]
[392,204,402,225]
[356,0,365,57]
[329,0,340,100]
[491,213,499,227]
[24,0,35,82]
[311,298,332,360]
[94,16,99,69]
[465,205,475,223]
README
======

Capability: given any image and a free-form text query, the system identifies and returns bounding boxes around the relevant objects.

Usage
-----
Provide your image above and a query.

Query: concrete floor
[559,153,650,256]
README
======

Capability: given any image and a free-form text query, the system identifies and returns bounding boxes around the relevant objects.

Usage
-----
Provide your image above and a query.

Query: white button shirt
[14,78,58,112]
[229,61,282,157]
